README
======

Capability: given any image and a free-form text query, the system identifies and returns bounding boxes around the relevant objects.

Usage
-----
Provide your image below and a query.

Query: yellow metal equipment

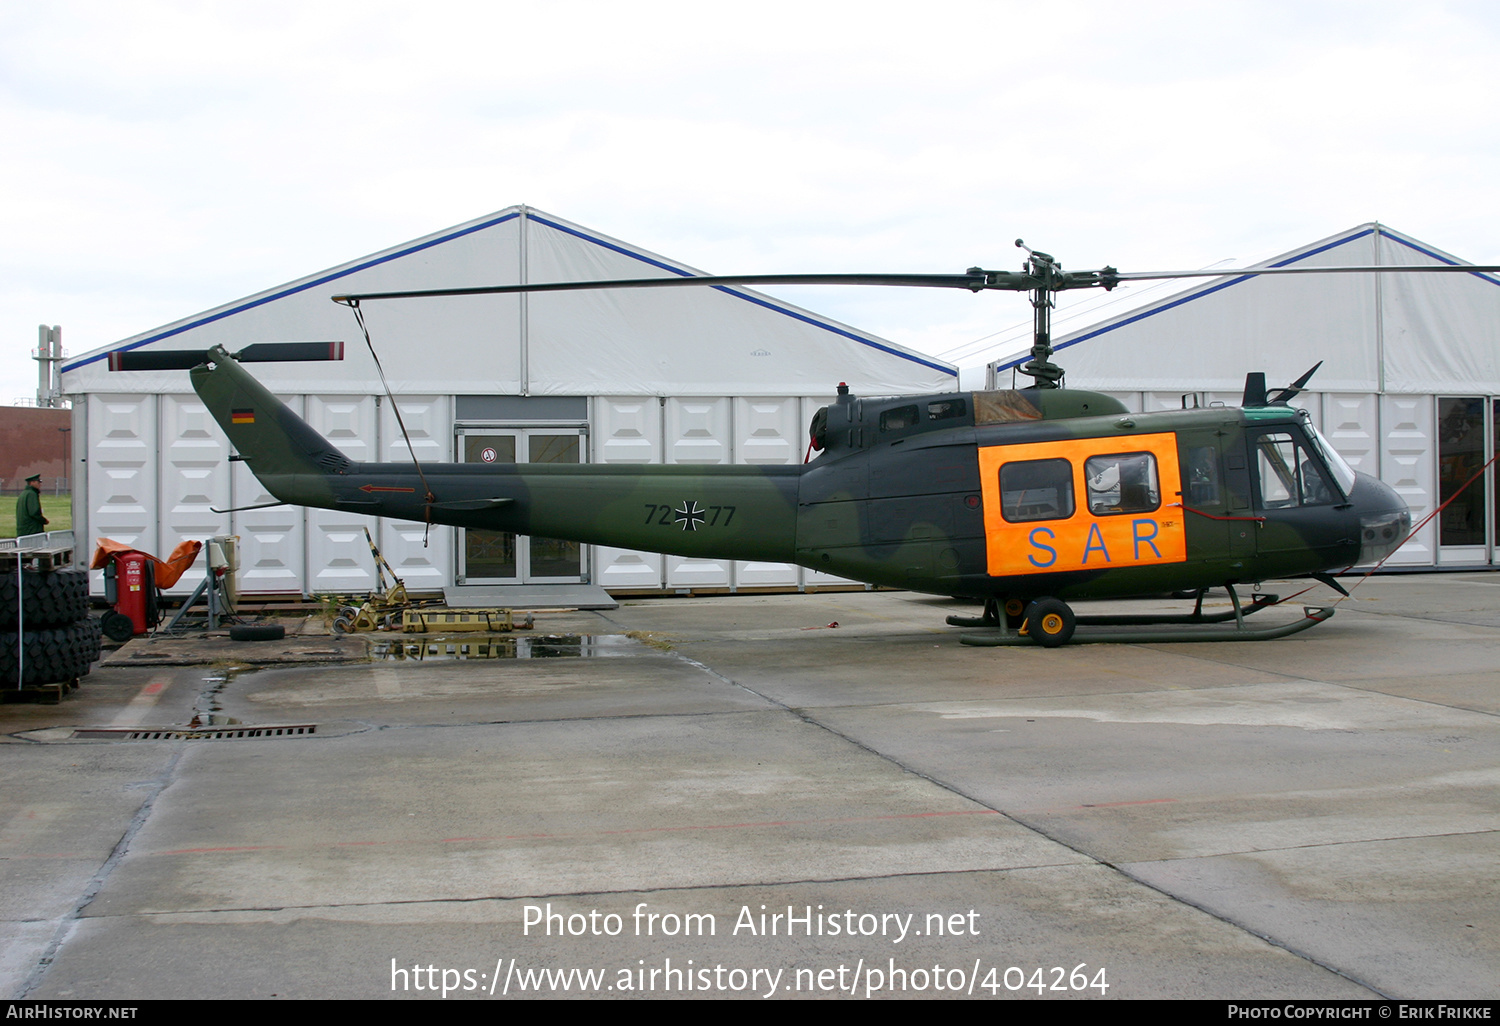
[400,608,534,633]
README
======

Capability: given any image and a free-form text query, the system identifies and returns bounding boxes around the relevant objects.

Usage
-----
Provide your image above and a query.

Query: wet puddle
[193,668,246,724]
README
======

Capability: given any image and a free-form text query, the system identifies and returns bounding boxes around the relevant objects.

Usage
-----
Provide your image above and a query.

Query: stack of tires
[0,566,101,689]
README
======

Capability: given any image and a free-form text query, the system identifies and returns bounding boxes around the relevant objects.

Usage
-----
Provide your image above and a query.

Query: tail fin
[189,346,349,507]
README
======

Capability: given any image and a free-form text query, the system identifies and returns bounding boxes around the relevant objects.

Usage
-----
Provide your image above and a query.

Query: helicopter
[111,241,1491,646]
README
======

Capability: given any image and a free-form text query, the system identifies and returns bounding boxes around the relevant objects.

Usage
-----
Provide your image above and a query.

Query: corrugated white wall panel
[1380,394,1434,565]
[732,396,800,587]
[233,394,306,595]
[156,394,229,594]
[666,397,731,587]
[734,397,800,465]
[665,397,730,464]
[592,397,664,590]
[1323,393,1379,475]
[306,395,379,594]
[379,395,451,592]
[88,392,157,559]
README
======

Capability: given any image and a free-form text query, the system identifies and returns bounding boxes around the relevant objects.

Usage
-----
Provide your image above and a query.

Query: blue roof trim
[1384,233,1500,287]
[995,228,1381,373]
[528,214,958,378]
[64,211,524,373]
[529,214,697,279]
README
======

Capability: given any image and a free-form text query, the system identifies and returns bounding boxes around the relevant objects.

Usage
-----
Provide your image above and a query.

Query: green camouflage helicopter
[114,242,1488,646]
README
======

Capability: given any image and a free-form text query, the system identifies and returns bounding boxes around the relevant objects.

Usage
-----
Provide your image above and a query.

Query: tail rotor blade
[109,342,345,371]
[235,341,345,363]
[108,349,211,371]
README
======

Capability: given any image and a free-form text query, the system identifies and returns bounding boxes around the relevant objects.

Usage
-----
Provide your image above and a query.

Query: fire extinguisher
[101,551,159,641]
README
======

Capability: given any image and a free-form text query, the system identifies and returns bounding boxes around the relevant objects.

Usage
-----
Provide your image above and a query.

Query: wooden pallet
[1,678,79,704]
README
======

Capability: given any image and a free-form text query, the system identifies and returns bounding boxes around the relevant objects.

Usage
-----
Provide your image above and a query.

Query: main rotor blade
[332,272,1001,304]
[1114,264,1500,282]
[330,260,1500,307]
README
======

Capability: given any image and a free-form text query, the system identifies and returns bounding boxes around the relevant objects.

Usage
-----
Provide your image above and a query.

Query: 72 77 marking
[644,504,736,527]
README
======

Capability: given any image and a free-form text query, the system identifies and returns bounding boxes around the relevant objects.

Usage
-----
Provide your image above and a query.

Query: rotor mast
[1014,240,1064,388]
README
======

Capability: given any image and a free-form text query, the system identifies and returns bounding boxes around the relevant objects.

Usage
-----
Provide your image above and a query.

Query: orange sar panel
[976,433,1185,578]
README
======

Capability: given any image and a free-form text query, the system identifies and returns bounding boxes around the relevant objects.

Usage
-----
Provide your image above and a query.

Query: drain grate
[71,724,318,741]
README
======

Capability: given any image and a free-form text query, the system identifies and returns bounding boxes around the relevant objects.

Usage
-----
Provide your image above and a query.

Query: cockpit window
[1255,431,1338,508]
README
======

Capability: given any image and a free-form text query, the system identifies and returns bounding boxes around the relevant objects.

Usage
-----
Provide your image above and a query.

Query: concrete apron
[1,577,1496,999]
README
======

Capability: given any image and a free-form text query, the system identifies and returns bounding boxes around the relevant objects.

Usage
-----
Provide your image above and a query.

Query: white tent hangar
[63,206,957,598]
[989,223,1500,568]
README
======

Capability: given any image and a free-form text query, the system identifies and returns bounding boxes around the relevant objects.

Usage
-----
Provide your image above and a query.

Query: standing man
[15,474,48,536]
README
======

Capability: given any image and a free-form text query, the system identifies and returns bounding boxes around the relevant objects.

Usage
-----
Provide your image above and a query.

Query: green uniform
[15,487,45,536]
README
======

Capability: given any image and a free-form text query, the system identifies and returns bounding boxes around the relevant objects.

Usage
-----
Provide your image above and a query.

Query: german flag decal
[231,408,255,424]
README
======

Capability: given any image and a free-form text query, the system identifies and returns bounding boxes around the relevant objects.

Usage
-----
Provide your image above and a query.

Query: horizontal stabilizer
[109,341,344,372]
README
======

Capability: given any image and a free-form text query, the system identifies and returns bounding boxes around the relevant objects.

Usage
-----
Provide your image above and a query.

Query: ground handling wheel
[100,610,135,642]
[1003,597,1026,630]
[1021,598,1076,648]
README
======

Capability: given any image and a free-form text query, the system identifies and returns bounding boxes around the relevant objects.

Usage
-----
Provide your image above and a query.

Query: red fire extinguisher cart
[91,538,202,641]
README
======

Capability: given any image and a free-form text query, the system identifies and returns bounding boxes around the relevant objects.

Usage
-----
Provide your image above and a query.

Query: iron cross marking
[674,500,706,532]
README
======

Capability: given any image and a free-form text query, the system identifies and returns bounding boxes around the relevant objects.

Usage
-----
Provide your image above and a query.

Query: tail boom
[193,350,801,563]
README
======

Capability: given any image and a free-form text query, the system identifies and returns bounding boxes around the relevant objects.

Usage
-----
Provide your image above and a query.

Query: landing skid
[949,585,1334,647]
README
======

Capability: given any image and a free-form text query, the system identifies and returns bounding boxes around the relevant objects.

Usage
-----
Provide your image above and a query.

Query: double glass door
[457,429,584,583]
[1436,397,1499,563]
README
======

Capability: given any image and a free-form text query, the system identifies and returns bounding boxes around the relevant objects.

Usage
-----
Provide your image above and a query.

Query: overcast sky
[3,0,1498,402]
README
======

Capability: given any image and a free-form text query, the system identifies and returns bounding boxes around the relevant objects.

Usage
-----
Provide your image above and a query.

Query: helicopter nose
[1349,472,1411,565]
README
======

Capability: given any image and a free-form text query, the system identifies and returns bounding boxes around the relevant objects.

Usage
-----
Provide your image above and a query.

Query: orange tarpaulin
[90,538,204,589]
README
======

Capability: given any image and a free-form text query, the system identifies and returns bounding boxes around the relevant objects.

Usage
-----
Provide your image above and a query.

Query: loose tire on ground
[229,623,285,642]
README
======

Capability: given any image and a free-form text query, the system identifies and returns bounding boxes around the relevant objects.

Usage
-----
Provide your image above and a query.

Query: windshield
[1301,416,1358,496]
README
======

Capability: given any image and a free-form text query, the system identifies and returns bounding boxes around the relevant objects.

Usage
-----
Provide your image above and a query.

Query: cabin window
[1255,431,1337,508]
[880,405,920,432]
[1185,446,1221,507]
[1084,452,1161,515]
[926,398,966,421]
[1000,458,1075,522]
